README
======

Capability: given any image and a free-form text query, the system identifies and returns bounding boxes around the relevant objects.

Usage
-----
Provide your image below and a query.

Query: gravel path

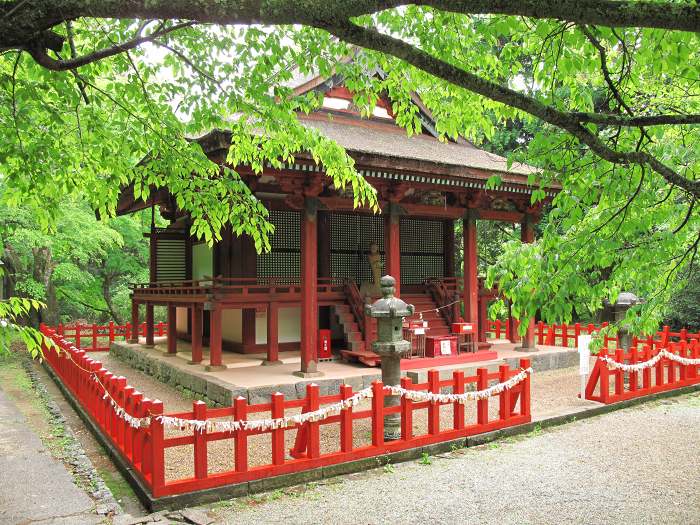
[210,391,700,525]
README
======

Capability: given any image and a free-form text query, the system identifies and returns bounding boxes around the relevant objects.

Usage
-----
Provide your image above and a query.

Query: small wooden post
[307,384,321,459]
[340,384,354,452]
[453,371,465,431]
[234,396,248,473]
[642,345,652,391]
[476,368,489,426]
[149,400,165,497]
[193,401,208,479]
[91,324,98,352]
[108,321,115,348]
[400,377,413,441]
[75,322,82,349]
[498,364,511,421]
[427,370,440,435]
[271,393,285,465]
[371,381,385,447]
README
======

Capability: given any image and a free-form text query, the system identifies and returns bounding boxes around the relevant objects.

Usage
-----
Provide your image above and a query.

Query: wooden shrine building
[118,71,553,377]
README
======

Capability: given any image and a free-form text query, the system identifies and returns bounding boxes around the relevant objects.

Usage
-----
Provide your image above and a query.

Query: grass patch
[97,464,135,503]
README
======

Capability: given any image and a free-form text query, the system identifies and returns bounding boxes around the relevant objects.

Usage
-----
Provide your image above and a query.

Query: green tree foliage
[0,2,697,340]
[1,198,149,327]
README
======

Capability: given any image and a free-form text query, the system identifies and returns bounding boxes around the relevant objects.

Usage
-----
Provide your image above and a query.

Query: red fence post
[519,359,531,418]
[562,323,568,348]
[427,370,440,435]
[453,371,465,431]
[574,323,581,347]
[271,393,285,465]
[149,400,165,498]
[667,343,676,384]
[400,377,413,441]
[108,321,115,348]
[614,349,625,398]
[476,368,488,426]
[498,364,511,422]
[679,341,688,384]
[75,322,81,349]
[372,381,385,447]
[629,348,638,392]
[234,396,248,473]
[599,350,610,403]
[642,345,652,391]
[340,384,354,453]
[193,401,208,479]
[91,324,97,352]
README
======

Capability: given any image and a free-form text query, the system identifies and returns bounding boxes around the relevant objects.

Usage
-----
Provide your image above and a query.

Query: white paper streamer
[598,348,700,372]
[94,369,533,432]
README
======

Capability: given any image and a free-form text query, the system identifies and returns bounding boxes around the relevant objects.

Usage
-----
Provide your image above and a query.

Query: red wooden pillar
[129,300,139,343]
[296,198,322,377]
[317,210,331,278]
[189,305,202,365]
[385,202,401,295]
[463,209,479,335]
[207,304,225,370]
[519,214,536,351]
[145,304,155,347]
[264,302,281,365]
[166,304,177,355]
[242,309,256,352]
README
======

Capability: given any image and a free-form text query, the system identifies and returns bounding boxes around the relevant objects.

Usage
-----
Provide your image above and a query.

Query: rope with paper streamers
[411,299,461,321]
[58,342,532,432]
[598,348,700,372]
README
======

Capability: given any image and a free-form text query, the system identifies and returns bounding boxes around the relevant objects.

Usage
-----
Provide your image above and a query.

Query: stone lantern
[365,275,414,440]
[612,292,641,350]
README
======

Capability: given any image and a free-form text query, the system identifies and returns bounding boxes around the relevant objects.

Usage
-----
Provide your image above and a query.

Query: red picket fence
[42,328,164,495]
[52,321,167,351]
[486,320,699,350]
[584,340,700,404]
[40,326,531,499]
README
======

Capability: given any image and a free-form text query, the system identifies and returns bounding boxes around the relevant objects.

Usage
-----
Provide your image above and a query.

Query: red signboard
[425,336,458,357]
[318,329,332,359]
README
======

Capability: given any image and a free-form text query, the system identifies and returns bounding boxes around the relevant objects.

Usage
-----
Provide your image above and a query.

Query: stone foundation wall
[110,341,579,406]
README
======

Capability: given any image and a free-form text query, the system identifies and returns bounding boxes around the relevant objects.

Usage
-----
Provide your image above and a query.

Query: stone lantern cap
[614,292,641,307]
[365,276,414,318]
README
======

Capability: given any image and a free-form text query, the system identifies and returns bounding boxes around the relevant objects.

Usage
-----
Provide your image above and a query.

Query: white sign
[578,334,591,400]
[440,339,452,355]
[414,328,425,335]
[578,335,591,375]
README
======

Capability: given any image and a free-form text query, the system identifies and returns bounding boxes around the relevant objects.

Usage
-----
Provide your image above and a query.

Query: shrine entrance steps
[336,290,453,366]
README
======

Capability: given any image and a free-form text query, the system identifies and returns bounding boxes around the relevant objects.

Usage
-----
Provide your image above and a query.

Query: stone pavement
[0,386,101,525]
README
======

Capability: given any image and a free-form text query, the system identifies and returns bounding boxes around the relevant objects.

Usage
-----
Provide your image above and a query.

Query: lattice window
[330,212,384,284]
[153,229,187,282]
[257,210,301,278]
[400,218,444,284]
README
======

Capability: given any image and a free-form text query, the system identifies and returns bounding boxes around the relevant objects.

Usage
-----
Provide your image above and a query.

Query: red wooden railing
[42,328,163,495]
[584,340,700,404]
[485,320,699,350]
[40,325,531,499]
[424,278,460,327]
[52,321,167,351]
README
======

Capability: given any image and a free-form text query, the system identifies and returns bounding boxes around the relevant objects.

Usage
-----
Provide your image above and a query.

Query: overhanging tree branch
[321,20,700,199]
[25,21,194,71]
